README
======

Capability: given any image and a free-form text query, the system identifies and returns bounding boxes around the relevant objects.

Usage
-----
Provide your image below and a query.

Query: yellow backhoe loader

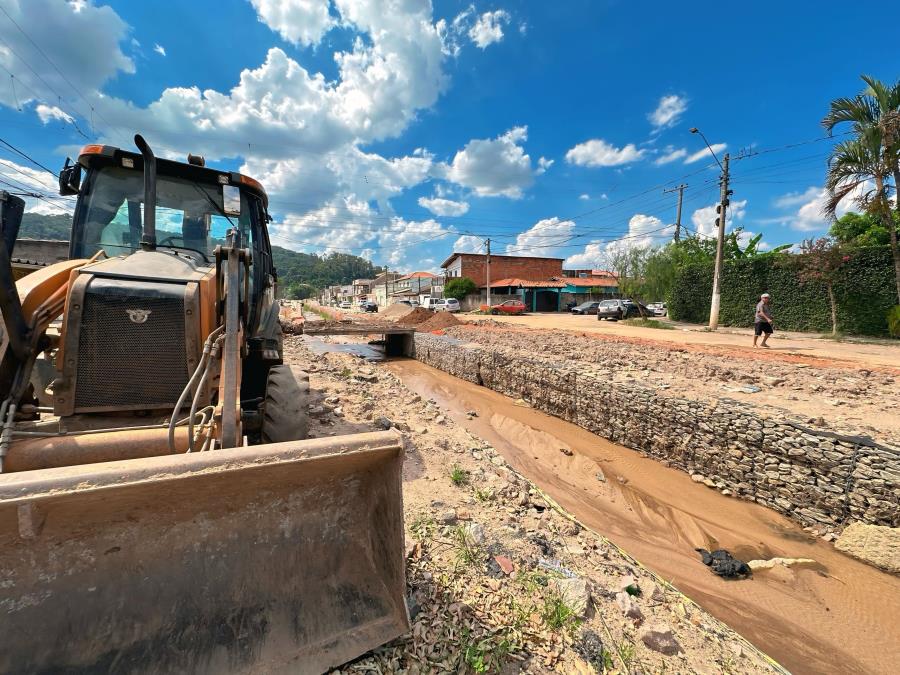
[0,136,408,673]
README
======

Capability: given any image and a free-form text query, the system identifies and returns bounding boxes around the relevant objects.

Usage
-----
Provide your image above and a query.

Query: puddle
[386,358,900,675]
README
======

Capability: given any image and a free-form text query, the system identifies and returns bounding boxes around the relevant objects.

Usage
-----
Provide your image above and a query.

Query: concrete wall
[413,334,899,530]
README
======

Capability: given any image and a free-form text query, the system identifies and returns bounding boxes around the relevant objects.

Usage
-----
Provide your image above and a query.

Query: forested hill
[15,213,380,294]
[17,213,72,240]
[271,246,384,294]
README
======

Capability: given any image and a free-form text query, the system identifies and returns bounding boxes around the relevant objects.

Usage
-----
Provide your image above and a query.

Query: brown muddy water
[386,358,900,675]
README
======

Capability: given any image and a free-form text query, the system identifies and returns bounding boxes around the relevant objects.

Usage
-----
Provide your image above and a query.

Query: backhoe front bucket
[0,431,408,674]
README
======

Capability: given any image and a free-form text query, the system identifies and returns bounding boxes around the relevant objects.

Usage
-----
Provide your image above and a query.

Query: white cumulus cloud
[0,0,134,112]
[443,126,536,198]
[418,196,470,217]
[565,139,645,168]
[250,0,335,47]
[452,234,484,253]
[506,216,575,256]
[469,9,511,48]
[654,146,687,166]
[35,104,74,125]
[691,199,748,237]
[648,94,687,130]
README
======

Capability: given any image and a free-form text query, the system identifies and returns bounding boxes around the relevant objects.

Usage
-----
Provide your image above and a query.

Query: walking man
[754,293,774,348]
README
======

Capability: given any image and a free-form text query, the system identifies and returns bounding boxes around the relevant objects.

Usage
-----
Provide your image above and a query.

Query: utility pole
[709,154,731,331]
[485,238,492,309]
[384,265,389,307]
[663,183,688,242]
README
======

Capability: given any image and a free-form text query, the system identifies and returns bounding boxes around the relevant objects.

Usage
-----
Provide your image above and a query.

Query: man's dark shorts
[755,321,773,336]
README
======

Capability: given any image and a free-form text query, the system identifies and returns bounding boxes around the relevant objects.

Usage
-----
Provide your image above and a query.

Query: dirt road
[458,313,900,370]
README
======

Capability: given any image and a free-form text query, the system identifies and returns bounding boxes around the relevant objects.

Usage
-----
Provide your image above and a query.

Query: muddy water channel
[386,359,900,675]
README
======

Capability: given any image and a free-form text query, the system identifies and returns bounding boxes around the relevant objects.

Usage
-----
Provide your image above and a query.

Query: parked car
[436,298,461,313]
[394,299,413,306]
[646,302,667,317]
[363,301,379,313]
[480,299,526,315]
[596,299,648,321]
[423,297,444,310]
[339,300,352,310]
[571,301,601,315]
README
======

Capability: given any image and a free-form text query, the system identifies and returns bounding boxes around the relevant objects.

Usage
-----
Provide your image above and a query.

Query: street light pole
[709,153,730,330]
[689,128,731,331]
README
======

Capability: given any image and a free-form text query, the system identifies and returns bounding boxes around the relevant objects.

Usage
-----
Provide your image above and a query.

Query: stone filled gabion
[414,334,899,529]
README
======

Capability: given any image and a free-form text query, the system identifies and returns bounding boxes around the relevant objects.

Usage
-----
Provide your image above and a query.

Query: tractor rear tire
[261,365,310,443]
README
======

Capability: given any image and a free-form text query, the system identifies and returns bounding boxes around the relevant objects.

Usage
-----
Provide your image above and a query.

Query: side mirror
[58,158,81,196]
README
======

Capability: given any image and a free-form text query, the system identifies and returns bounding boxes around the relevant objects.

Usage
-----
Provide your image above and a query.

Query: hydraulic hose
[168,326,223,453]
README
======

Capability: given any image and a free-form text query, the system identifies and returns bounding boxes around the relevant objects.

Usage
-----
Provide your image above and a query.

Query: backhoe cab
[0,136,408,674]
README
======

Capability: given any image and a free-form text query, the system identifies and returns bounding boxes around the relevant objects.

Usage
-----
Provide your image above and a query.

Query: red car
[480,299,527,315]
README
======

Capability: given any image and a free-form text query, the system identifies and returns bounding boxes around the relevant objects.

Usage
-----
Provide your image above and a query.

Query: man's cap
[761,293,771,298]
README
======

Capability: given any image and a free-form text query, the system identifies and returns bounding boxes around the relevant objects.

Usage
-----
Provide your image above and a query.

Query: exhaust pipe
[134,134,156,251]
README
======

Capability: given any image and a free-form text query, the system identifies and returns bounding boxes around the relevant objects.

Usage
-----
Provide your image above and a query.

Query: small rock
[560,447,574,456]
[463,522,485,545]
[690,473,705,483]
[439,509,458,524]
[763,376,785,386]
[645,581,666,602]
[640,624,682,655]
[552,577,592,617]
[595,469,606,482]
[615,591,643,623]
[494,555,515,575]
[822,533,838,543]
[332,406,343,417]
[325,395,340,405]
[456,509,472,521]
[466,410,478,417]
[375,416,393,430]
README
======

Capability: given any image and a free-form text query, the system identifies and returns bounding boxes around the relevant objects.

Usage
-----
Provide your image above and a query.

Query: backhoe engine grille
[74,280,190,411]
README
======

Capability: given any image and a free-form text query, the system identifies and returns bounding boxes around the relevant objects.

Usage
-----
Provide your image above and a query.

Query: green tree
[822,75,900,302]
[284,283,316,300]
[444,276,477,300]
[796,238,850,335]
[830,210,899,247]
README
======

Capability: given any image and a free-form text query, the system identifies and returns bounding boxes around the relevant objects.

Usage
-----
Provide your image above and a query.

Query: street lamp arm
[689,127,724,172]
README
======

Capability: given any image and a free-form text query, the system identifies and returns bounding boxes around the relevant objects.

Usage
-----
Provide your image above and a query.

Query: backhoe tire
[261,365,310,443]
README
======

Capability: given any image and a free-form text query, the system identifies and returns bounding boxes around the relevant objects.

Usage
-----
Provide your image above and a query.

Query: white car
[440,298,461,313]
[339,301,351,309]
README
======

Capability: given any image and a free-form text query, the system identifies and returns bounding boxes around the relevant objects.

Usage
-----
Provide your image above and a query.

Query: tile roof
[558,276,618,288]
[485,277,566,289]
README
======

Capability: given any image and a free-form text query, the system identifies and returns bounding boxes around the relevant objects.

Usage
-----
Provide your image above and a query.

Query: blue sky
[1,0,899,272]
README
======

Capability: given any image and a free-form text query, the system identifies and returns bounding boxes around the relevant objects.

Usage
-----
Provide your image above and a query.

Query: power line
[0,137,57,176]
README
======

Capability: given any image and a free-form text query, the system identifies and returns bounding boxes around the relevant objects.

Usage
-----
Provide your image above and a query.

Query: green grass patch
[622,318,674,329]
[450,464,469,486]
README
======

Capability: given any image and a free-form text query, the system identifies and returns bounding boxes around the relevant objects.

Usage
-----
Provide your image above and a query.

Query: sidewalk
[457,312,900,370]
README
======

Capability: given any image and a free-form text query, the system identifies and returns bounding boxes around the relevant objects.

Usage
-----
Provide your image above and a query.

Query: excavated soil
[382,303,416,319]
[415,311,462,333]
[396,307,435,325]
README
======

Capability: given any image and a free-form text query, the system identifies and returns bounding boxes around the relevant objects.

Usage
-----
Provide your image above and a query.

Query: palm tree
[822,75,900,303]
